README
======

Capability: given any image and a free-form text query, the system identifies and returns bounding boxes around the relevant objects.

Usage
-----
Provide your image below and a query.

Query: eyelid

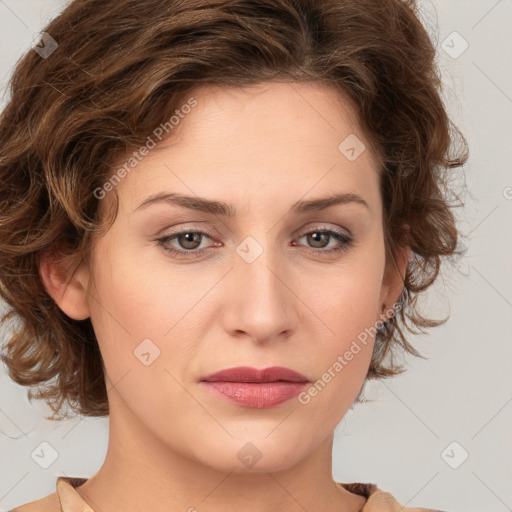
[296,222,352,238]
[155,223,354,259]
[156,222,351,242]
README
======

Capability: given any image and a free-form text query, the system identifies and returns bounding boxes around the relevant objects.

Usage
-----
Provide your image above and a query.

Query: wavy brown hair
[0,0,468,419]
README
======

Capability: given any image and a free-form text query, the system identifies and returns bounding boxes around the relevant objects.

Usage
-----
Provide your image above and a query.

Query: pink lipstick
[200,366,309,408]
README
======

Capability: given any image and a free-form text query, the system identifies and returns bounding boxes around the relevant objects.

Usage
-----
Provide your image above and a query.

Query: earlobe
[38,250,91,321]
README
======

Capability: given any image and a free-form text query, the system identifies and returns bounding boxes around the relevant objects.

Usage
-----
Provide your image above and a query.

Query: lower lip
[200,381,308,408]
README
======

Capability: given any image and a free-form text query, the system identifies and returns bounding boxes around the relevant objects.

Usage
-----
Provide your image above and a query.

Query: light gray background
[0,1,511,511]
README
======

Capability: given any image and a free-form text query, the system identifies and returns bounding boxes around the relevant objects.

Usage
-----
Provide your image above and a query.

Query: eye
[155,226,354,260]
[155,229,217,258]
[293,228,354,255]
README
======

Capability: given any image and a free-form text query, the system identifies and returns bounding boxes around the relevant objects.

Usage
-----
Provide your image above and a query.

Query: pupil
[181,232,200,249]
[309,232,327,248]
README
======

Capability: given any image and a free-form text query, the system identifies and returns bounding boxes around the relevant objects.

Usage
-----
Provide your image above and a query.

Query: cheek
[299,282,378,419]
[315,280,378,374]
[86,236,219,401]
[86,238,174,380]
[297,257,383,401]
[89,231,180,325]
[301,256,384,336]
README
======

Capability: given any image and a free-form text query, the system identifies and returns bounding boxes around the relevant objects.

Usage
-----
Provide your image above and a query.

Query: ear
[378,243,411,323]
[38,247,91,321]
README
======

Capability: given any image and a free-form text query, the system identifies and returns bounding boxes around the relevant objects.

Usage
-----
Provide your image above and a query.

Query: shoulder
[8,477,90,512]
[8,492,61,512]
[338,482,449,512]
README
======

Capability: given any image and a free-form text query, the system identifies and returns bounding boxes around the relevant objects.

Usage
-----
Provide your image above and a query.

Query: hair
[0,0,468,419]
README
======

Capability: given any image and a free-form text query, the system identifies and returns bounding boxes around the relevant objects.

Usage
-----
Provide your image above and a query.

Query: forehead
[106,81,382,217]
[160,81,373,154]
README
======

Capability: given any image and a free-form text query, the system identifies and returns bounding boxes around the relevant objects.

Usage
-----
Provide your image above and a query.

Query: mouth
[200,365,309,384]
[200,366,309,408]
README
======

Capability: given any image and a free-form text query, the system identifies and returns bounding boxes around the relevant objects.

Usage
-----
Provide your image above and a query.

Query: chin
[188,436,310,474]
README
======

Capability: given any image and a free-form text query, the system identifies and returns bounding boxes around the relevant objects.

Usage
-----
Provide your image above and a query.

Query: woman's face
[75,81,403,472]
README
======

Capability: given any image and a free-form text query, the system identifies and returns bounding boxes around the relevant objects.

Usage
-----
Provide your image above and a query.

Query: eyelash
[155,227,354,259]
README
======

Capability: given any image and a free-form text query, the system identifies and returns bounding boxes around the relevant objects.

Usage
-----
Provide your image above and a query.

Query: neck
[75,396,366,512]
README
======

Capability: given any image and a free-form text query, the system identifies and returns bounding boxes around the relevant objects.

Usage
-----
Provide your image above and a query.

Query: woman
[0,0,468,511]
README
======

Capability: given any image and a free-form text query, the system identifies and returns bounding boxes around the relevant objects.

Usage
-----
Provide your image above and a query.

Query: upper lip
[201,366,309,383]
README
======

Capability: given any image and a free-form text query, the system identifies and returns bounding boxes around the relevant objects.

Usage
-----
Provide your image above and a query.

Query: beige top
[9,477,447,512]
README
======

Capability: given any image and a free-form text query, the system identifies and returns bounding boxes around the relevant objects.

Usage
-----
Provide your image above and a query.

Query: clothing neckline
[56,476,385,511]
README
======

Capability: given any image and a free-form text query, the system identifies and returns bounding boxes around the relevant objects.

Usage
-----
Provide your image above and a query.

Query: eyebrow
[134,191,369,216]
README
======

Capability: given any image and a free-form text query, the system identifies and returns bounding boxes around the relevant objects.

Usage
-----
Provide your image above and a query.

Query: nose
[222,240,298,345]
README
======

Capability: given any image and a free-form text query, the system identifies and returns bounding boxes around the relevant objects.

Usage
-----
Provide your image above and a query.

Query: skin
[41,81,409,512]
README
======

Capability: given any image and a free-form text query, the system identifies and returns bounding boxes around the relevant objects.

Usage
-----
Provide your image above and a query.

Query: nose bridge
[226,234,296,341]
